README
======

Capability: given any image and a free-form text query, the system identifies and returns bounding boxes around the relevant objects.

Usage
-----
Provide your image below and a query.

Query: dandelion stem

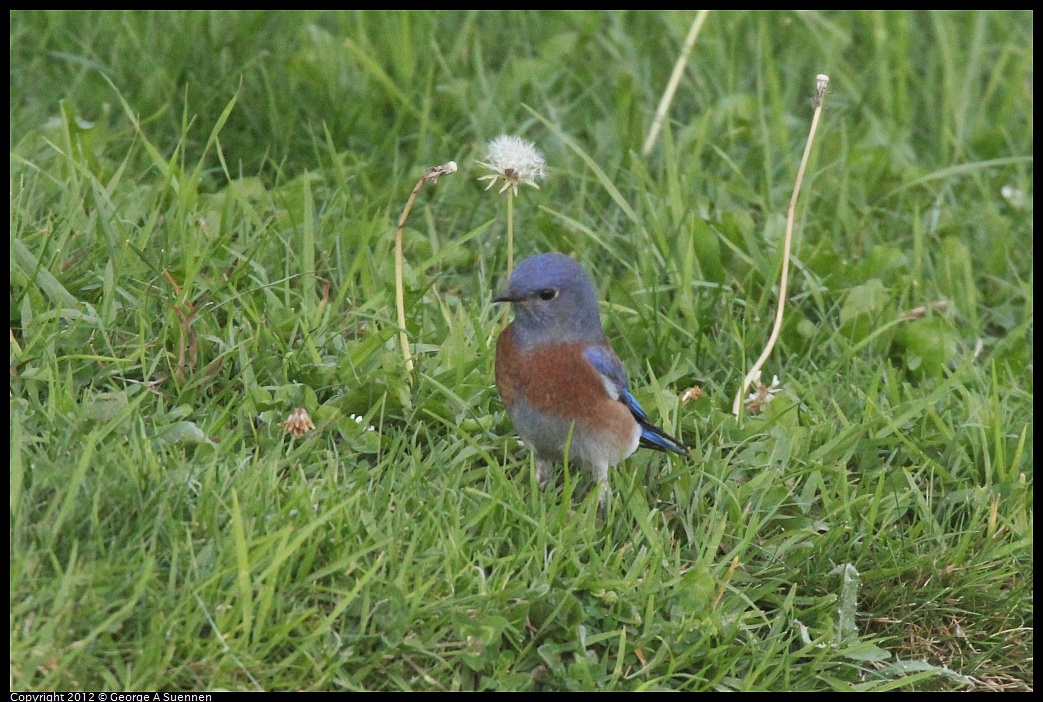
[732,74,829,418]
[642,10,710,156]
[506,189,515,277]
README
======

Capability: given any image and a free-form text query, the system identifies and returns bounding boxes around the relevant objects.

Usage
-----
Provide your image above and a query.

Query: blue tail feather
[638,419,689,456]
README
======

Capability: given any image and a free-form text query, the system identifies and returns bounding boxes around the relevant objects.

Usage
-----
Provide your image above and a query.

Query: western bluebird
[494,252,688,508]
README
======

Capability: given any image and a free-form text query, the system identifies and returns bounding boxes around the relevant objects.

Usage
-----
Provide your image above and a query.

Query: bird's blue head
[494,252,605,348]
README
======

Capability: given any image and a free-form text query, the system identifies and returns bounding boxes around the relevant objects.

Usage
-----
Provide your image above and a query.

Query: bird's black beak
[493,292,516,304]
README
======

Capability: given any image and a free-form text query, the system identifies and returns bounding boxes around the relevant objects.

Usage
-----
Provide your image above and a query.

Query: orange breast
[496,326,637,451]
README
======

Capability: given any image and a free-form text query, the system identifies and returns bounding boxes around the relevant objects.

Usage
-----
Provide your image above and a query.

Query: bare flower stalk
[732,74,830,418]
[395,161,457,376]
[642,10,710,156]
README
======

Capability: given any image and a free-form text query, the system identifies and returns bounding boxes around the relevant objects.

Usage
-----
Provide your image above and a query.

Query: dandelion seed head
[476,134,545,197]
[423,160,458,183]
[813,74,830,109]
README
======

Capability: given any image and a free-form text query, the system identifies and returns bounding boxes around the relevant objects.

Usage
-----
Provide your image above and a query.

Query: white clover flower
[744,372,782,414]
[476,134,546,196]
[350,413,376,432]
[1001,184,1025,209]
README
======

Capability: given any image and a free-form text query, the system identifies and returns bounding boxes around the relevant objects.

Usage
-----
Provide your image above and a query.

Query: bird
[493,252,688,509]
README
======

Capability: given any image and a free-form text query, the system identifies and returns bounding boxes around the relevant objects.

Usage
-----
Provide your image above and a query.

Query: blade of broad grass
[12,238,79,309]
[191,84,240,184]
[10,410,25,520]
[342,35,422,121]
[230,490,255,645]
[879,156,1032,200]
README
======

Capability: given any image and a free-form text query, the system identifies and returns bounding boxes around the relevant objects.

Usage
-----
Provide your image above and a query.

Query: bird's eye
[537,288,558,301]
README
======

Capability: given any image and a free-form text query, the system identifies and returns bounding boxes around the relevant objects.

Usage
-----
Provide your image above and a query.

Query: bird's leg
[592,463,611,513]
[535,457,553,490]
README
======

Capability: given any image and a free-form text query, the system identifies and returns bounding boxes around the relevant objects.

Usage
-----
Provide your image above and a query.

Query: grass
[10,10,1032,691]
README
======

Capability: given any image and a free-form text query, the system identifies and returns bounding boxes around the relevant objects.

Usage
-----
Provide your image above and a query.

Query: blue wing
[584,345,688,456]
